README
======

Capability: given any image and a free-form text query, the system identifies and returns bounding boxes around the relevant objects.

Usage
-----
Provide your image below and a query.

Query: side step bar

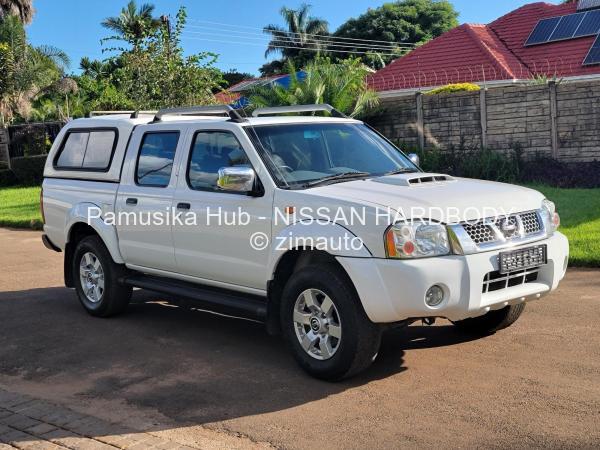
[121,274,267,322]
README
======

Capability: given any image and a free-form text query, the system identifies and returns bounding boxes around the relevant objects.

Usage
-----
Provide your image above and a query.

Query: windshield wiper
[302,172,371,188]
[384,168,419,176]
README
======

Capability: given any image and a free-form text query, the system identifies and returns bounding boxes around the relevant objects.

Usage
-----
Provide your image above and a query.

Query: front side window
[246,123,418,189]
[187,131,250,191]
[55,130,116,170]
[136,132,179,187]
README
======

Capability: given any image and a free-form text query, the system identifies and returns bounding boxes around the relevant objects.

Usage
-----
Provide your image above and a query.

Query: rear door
[116,125,186,272]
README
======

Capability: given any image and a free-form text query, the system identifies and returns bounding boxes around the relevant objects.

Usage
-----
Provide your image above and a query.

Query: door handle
[177,202,191,210]
[126,198,138,206]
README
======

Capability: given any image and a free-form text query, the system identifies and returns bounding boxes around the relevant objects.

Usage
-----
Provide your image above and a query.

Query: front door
[171,128,273,290]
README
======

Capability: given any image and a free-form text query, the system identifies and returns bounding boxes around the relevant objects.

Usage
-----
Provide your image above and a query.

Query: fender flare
[65,203,125,264]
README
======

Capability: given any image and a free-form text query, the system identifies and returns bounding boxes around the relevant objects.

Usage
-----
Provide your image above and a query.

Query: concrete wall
[368,79,600,162]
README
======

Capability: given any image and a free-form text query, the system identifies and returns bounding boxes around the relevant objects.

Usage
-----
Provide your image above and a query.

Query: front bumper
[337,232,569,323]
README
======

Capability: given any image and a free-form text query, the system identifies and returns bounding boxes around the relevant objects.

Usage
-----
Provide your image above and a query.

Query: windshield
[245,122,418,189]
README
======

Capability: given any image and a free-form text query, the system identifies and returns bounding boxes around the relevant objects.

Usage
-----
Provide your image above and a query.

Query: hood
[309,173,545,223]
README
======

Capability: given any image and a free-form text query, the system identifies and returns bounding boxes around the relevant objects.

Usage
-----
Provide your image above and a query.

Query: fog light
[425,285,444,307]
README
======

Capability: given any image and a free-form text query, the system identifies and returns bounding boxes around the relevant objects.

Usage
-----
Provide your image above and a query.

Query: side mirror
[217,166,256,193]
[408,153,420,167]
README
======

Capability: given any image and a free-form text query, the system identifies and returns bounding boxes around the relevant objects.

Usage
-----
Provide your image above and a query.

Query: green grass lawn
[0,186,42,230]
[0,184,598,266]
[528,185,600,267]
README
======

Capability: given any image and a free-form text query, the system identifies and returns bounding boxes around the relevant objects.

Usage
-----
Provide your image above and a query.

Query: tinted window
[57,132,89,167]
[187,131,250,191]
[56,130,116,170]
[83,131,115,168]
[136,132,179,187]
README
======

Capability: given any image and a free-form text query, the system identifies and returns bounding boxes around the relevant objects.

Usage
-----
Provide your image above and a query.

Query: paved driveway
[0,228,599,449]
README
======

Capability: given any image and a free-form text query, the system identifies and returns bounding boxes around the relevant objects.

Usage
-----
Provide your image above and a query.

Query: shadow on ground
[0,287,482,427]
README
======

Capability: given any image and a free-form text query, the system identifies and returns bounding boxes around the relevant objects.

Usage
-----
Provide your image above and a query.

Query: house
[215,72,305,107]
[369,0,600,97]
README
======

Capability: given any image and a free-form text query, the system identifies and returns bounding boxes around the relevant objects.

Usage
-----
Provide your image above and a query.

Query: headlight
[541,199,560,233]
[385,221,450,259]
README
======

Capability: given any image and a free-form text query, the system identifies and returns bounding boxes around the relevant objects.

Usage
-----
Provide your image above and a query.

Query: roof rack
[152,105,246,123]
[89,110,157,118]
[252,104,347,118]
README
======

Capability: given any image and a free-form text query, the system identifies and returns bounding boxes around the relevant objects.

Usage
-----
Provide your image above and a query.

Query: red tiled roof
[370,1,600,92]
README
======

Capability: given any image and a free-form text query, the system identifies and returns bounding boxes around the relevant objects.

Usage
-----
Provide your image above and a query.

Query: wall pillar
[549,81,559,159]
[480,89,488,149]
[416,92,425,150]
[0,128,10,170]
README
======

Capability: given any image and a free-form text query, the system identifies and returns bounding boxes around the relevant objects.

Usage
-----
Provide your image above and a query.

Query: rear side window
[136,132,180,187]
[55,129,117,170]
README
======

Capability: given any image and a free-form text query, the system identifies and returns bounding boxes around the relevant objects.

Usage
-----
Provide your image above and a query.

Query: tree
[101,0,161,51]
[0,0,34,24]
[249,58,379,118]
[0,15,69,123]
[222,70,254,88]
[334,0,459,67]
[105,7,223,109]
[262,3,328,75]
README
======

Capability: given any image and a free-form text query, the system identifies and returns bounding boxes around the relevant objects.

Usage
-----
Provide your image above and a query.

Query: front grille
[521,211,542,234]
[462,222,497,245]
[482,267,540,293]
[462,211,543,246]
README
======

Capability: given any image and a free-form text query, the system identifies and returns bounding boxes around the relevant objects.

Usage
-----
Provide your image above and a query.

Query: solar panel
[550,13,586,40]
[584,34,600,64]
[574,9,600,36]
[526,17,562,45]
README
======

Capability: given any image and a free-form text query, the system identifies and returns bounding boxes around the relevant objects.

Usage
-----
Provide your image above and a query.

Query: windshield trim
[243,122,420,191]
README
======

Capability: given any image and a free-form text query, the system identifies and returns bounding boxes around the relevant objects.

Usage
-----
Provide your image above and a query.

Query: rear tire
[453,303,525,335]
[73,235,131,317]
[281,264,382,381]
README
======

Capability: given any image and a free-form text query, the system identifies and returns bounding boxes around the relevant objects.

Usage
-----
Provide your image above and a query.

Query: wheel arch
[266,247,363,335]
[64,214,123,287]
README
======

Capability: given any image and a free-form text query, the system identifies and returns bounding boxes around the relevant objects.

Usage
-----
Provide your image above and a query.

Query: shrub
[0,169,17,187]
[412,145,521,183]
[10,155,47,186]
[426,83,481,96]
[519,157,600,188]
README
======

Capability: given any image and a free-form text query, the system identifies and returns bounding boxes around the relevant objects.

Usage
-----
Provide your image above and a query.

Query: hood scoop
[372,173,456,187]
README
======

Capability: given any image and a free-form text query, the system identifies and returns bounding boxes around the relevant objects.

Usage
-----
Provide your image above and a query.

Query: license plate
[498,245,547,274]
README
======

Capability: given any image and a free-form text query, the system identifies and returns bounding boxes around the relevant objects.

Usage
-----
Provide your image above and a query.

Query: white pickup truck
[41,104,568,380]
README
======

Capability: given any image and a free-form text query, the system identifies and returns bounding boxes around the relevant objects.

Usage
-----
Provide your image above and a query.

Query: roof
[215,74,290,105]
[369,1,600,92]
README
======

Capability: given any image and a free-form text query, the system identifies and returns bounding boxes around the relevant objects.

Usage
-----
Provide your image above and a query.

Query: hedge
[426,83,481,95]
[0,169,17,187]
[10,155,47,186]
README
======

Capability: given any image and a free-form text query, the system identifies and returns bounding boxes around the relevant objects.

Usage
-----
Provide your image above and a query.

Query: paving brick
[23,422,57,436]
[0,443,17,449]
[0,429,40,448]
[0,415,41,431]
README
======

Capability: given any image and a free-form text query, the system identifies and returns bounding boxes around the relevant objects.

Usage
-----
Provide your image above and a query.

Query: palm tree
[0,15,69,123]
[249,59,379,118]
[263,4,328,64]
[101,0,160,50]
[0,0,34,24]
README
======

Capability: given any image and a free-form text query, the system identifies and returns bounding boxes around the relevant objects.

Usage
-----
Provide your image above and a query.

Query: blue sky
[27,0,559,75]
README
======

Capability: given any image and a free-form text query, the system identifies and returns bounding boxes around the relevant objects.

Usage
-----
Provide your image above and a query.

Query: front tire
[453,303,525,335]
[281,264,382,381]
[73,235,132,317]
